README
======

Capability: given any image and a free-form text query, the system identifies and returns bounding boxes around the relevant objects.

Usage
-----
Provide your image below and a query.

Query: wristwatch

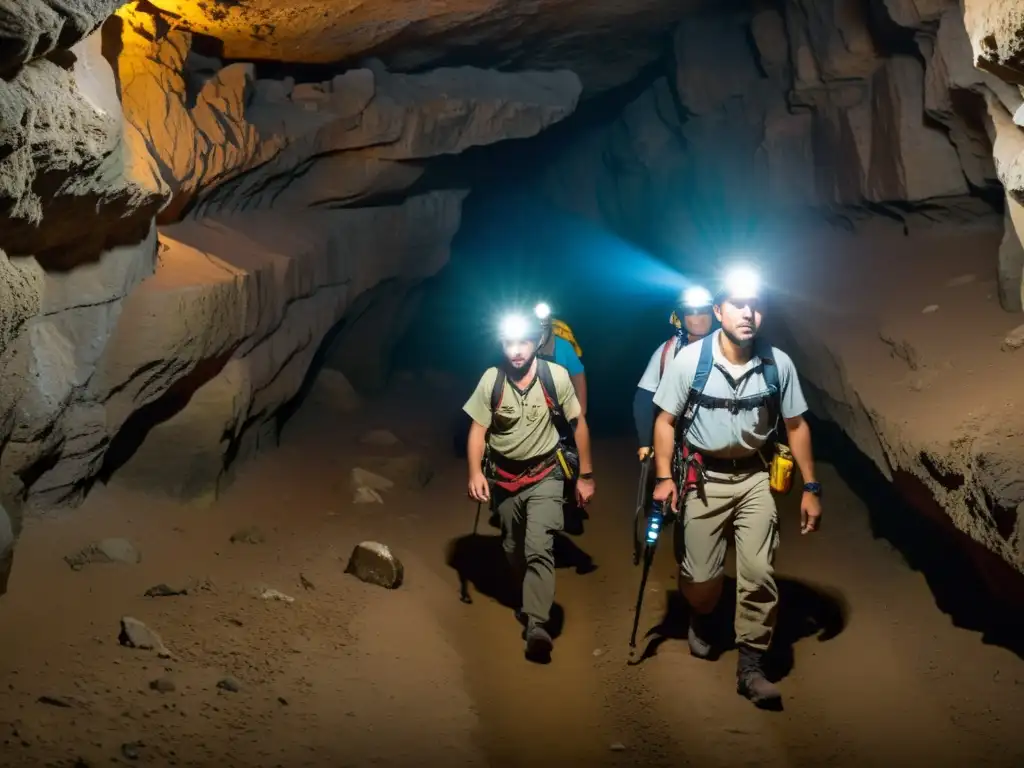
[803,481,822,496]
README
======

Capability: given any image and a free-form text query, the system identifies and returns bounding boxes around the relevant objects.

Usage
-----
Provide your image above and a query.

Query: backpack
[674,334,782,447]
[539,319,583,362]
[488,359,579,476]
[551,319,583,358]
[658,333,687,379]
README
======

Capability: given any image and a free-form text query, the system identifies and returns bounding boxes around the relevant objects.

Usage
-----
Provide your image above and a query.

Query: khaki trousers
[494,475,565,627]
[674,470,780,651]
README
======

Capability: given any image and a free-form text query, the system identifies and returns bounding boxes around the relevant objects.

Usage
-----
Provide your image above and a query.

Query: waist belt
[491,448,558,476]
[694,450,766,475]
[490,448,560,493]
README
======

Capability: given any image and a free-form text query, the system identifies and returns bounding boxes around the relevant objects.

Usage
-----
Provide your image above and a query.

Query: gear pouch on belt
[555,444,579,481]
[769,443,795,494]
[677,444,704,491]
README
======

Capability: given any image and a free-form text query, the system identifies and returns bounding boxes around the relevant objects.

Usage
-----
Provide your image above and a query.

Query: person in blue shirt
[534,303,587,415]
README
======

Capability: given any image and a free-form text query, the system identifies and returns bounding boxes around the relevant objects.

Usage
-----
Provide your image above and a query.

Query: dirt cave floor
[1,374,1023,768]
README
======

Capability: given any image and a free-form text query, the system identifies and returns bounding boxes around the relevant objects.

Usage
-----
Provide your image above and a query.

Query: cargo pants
[673,470,780,651]
[494,474,565,628]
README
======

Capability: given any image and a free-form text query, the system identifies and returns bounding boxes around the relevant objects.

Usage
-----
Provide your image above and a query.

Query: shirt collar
[710,329,761,375]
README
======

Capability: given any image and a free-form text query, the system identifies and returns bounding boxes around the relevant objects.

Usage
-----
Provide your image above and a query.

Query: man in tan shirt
[464,311,595,663]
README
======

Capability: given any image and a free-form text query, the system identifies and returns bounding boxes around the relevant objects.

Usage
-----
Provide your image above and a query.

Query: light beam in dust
[461,208,700,344]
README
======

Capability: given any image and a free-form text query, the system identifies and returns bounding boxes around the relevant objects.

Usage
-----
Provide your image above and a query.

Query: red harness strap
[659,337,674,378]
[678,444,705,492]
[489,367,565,493]
[492,461,557,493]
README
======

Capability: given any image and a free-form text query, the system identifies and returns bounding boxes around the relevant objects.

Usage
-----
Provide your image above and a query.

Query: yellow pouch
[555,449,574,480]
[769,444,795,494]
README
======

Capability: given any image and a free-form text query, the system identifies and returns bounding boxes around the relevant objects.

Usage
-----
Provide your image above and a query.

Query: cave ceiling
[146,0,718,93]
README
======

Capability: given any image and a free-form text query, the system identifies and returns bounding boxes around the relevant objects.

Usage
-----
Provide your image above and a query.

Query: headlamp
[499,313,532,341]
[720,266,761,302]
[682,286,713,310]
[534,302,552,321]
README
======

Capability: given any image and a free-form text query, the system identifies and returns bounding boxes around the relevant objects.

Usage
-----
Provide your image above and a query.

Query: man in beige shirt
[464,311,595,663]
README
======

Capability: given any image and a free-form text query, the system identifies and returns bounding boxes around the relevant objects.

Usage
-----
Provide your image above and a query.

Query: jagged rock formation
[542,2,1017,248]
[0,0,582,591]
[144,0,711,94]
[0,0,125,78]
[537,1,1024,580]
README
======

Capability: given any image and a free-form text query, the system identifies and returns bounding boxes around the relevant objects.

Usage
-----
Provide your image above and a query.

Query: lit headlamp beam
[721,266,760,301]
[682,286,713,309]
[499,313,531,341]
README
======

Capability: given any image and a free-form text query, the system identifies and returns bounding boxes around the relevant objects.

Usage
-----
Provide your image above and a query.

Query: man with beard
[464,311,596,662]
[650,266,822,709]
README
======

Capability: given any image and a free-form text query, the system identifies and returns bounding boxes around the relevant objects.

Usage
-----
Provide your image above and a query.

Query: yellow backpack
[550,318,583,358]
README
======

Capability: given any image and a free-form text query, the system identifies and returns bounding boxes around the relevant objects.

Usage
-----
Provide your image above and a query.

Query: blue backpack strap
[753,337,781,434]
[675,334,715,443]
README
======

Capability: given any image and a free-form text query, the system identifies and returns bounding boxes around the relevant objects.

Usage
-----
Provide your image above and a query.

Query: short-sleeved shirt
[637,338,683,393]
[552,337,584,376]
[652,330,808,458]
[463,362,582,461]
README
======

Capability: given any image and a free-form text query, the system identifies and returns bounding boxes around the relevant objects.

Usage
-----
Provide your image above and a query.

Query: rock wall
[0,0,582,591]
[142,0,709,95]
[537,0,1024,579]
[542,1,1020,252]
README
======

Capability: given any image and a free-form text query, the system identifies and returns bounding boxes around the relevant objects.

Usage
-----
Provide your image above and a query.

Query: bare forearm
[467,425,487,475]
[573,416,593,474]
[654,411,676,478]
[573,417,594,474]
[787,419,816,483]
[571,373,588,416]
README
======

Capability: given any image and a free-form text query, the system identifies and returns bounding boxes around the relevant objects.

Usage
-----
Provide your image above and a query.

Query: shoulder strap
[658,339,674,378]
[754,337,781,435]
[490,368,507,412]
[536,359,573,443]
[675,334,715,444]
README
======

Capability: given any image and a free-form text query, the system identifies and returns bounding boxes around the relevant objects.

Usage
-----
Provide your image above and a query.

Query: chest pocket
[493,383,545,430]
[523,401,546,424]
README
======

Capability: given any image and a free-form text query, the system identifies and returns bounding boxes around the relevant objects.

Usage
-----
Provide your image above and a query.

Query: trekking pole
[632,456,651,566]
[629,499,670,650]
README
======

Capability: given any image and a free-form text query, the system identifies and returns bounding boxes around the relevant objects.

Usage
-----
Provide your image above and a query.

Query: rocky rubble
[0,1,582,592]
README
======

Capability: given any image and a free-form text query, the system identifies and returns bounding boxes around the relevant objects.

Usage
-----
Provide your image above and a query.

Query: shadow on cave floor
[811,415,1024,661]
[629,576,848,683]
[445,529,600,640]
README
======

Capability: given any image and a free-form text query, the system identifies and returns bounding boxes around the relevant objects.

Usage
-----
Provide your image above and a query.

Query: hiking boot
[736,645,782,710]
[687,612,715,660]
[524,625,553,664]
